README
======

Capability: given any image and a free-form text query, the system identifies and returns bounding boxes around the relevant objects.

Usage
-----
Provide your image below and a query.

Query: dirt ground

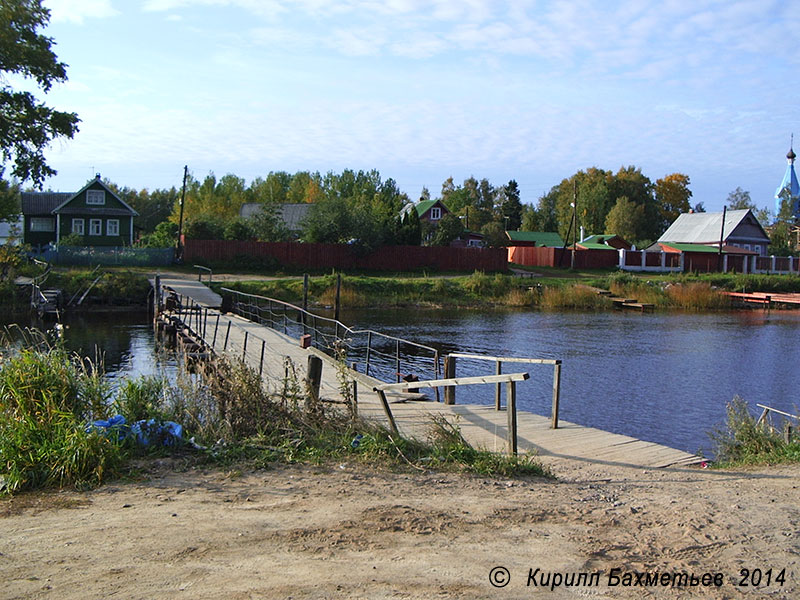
[1,455,797,600]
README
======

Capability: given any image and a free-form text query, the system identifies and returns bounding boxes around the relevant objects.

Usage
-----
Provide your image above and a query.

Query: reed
[663,282,730,310]
[539,285,612,310]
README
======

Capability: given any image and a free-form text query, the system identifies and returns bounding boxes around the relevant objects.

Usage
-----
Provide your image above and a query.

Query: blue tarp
[88,415,183,446]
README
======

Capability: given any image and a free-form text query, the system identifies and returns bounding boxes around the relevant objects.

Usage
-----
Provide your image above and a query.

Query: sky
[17,0,800,213]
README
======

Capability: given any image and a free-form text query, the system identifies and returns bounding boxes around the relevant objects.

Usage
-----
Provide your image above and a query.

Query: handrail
[194,264,212,283]
[220,287,441,396]
[757,404,799,423]
[448,352,560,366]
[220,287,438,354]
[375,372,529,391]
[444,351,563,429]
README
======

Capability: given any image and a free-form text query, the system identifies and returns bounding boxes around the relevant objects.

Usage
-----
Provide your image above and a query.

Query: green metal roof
[581,234,618,245]
[659,242,720,253]
[506,231,564,246]
[577,242,617,251]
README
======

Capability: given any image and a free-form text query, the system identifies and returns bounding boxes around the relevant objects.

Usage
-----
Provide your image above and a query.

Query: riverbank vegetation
[711,397,799,467]
[0,331,547,495]
[216,269,800,312]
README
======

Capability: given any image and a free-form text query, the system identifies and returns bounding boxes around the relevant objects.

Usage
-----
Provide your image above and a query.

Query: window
[89,219,102,236]
[30,217,55,232]
[429,207,442,220]
[86,190,105,205]
[106,219,119,236]
[71,219,84,235]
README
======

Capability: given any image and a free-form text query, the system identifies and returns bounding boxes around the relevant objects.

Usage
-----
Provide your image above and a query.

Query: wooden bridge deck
[159,278,702,470]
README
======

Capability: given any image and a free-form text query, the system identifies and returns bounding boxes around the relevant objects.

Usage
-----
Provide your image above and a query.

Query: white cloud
[46,0,118,24]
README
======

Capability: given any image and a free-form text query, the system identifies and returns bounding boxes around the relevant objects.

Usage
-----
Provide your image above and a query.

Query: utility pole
[570,181,578,270]
[176,165,188,263]
[717,205,727,272]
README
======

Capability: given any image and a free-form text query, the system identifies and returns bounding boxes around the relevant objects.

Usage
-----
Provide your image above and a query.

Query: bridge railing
[220,287,442,398]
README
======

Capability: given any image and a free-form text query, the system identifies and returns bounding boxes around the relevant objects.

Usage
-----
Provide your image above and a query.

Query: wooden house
[658,209,770,256]
[21,175,138,248]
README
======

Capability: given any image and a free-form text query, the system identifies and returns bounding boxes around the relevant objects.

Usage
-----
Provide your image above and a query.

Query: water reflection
[1,311,178,384]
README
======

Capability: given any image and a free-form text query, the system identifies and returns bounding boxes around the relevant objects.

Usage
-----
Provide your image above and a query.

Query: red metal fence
[508,246,619,269]
[183,238,508,272]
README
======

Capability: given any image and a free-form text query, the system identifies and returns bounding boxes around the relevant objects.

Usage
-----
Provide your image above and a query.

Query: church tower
[775,136,800,221]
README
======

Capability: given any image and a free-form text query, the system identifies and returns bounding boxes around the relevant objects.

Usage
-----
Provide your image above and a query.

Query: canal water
[340,308,800,456]
[3,308,798,456]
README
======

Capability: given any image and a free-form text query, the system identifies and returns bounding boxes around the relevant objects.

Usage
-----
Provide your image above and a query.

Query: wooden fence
[184,238,508,272]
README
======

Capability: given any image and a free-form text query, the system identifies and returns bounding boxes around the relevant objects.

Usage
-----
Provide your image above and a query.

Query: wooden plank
[374,372,529,392]
[449,352,560,365]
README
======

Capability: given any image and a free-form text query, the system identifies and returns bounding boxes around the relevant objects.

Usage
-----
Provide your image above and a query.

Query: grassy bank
[0,332,548,495]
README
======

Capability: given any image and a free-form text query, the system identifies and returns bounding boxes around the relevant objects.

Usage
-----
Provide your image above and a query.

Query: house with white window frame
[21,175,138,249]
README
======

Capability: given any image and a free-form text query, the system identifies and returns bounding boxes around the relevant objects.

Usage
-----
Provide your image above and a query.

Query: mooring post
[443,355,456,405]
[307,355,323,403]
[551,361,562,429]
[495,359,502,410]
[507,380,518,455]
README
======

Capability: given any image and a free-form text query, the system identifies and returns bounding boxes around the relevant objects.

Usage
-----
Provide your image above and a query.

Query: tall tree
[1,0,80,188]
[655,173,692,231]
[726,187,755,210]
[500,179,523,230]
[605,196,646,243]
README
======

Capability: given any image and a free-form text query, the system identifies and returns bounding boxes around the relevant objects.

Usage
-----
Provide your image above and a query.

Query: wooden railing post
[376,389,399,434]
[307,355,323,403]
[494,360,502,410]
[551,361,562,429]
[507,380,517,455]
[443,355,456,405]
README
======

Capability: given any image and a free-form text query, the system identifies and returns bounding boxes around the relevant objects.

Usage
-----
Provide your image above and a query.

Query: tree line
[2,0,797,256]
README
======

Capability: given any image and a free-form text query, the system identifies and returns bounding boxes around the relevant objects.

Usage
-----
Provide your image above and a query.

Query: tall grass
[663,282,730,310]
[0,347,126,493]
[539,285,611,310]
[710,396,800,466]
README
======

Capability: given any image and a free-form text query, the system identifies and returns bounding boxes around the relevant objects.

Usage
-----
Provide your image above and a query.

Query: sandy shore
[1,455,797,599]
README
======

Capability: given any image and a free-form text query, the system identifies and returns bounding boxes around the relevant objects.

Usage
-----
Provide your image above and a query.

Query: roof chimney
[95,173,101,180]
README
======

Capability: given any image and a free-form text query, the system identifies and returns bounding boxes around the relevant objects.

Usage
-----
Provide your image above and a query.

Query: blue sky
[26,0,800,213]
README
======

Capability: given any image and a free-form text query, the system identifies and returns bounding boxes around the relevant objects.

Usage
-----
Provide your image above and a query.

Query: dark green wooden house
[21,176,138,249]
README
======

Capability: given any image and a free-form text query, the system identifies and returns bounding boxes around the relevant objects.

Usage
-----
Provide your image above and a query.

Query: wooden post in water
[443,355,456,405]
[153,275,161,330]
[551,361,562,429]
[507,380,518,455]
